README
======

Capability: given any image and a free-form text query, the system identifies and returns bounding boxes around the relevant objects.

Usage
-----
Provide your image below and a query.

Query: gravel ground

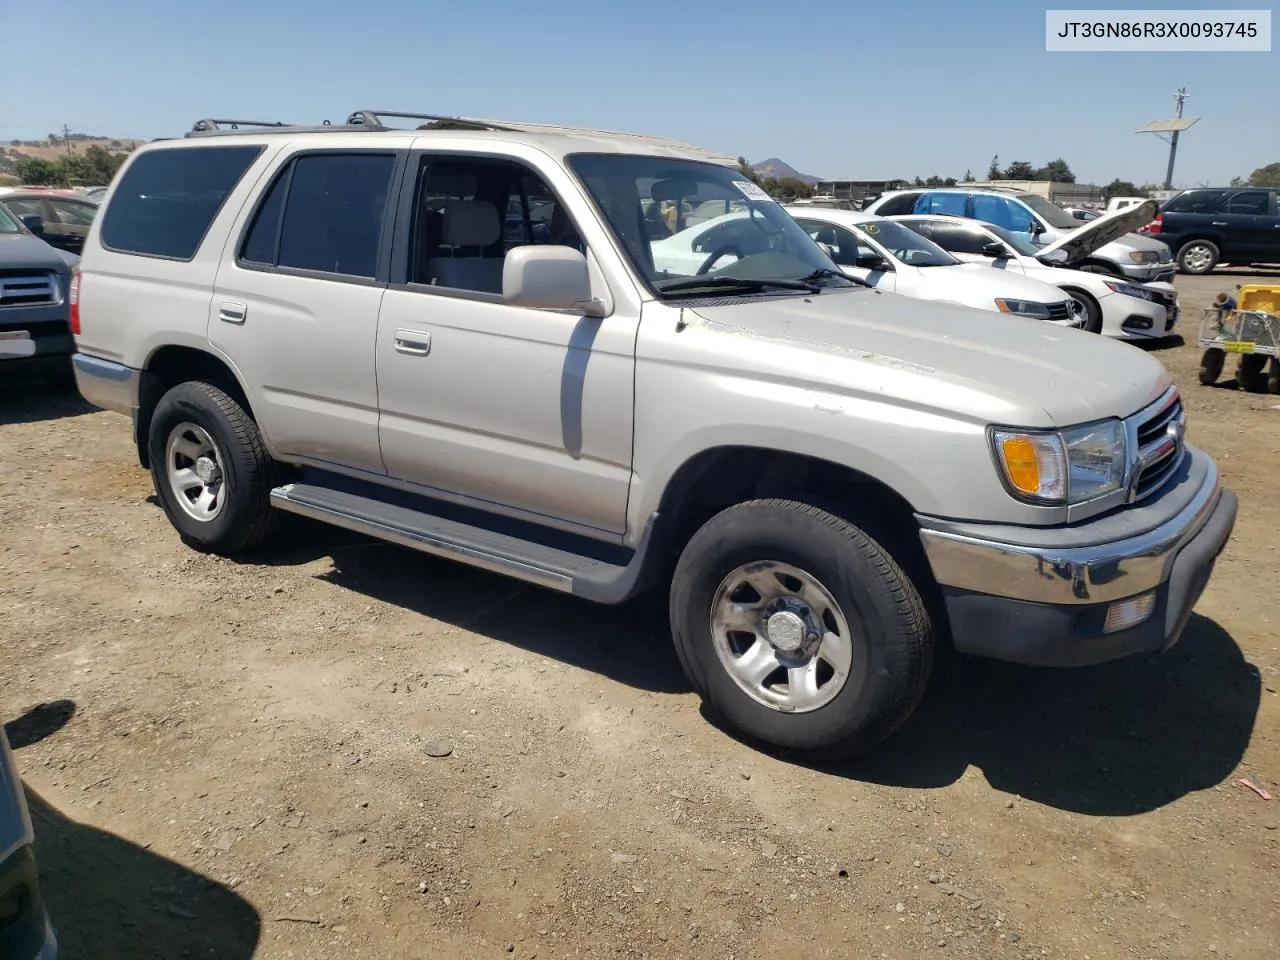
[3,269,1278,960]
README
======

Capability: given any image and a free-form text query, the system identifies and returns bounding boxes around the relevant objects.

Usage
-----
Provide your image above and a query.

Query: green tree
[1003,160,1035,180]
[735,156,763,185]
[1036,158,1075,182]
[1103,178,1141,199]
[14,156,60,185]
[1248,162,1280,187]
[987,155,1000,179]
[82,145,127,183]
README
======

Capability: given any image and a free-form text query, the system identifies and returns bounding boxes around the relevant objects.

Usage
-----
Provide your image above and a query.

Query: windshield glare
[566,154,851,295]
[853,219,957,267]
[1017,194,1078,231]
[0,205,19,234]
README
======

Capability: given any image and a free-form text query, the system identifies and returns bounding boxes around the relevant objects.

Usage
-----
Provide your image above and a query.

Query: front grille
[0,270,59,308]
[1046,301,1075,322]
[1131,392,1185,501]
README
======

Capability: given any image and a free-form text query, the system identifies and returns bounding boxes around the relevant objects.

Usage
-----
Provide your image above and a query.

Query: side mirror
[1029,220,1045,236]
[981,240,1007,258]
[503,246,604,316]
[20,214,44,236]
[817,241,837,260]
[856,254,891,272]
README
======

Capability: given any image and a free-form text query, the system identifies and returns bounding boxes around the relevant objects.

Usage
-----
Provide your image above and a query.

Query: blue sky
[1,0,1275,187]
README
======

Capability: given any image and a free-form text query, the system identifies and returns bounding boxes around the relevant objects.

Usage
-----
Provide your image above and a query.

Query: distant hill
[1,136,145,164]
[751,158,821,185]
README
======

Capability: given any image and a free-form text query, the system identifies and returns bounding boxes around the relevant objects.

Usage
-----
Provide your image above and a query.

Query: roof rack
[189,118,296,133]
[344,110,520,132]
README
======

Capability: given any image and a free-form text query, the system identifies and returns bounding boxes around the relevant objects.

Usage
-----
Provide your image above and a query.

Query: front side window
[567,153,851,298]
[1226,191,1269,215]
[796,219,878,267]
[973,194,1032,234]
[3,198,46,219]
[239,152,396,279]
[915,221,994,256]
[100,145,264,259]
[1163,189,1227,214]
[1015,194,1079,230]
[0,205,20,234]
[49,199,98,225]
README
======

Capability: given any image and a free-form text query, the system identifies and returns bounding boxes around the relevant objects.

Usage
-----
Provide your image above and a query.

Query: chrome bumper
[918,453,1225,606]
[71,353,139,417]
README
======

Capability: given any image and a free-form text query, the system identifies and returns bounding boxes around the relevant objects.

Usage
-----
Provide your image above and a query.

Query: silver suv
[70,110,1237,757]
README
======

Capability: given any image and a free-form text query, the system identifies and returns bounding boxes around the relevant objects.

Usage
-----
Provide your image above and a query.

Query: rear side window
[871,192,921,216]
[972,195,1028,233]
[1163,190,1228,214]
[100,145,263,260]
[239,152,396,279]
[914,193,967,217]
[924,222,991,255]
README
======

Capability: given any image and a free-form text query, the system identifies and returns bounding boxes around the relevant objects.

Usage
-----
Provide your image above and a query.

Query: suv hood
[686,289,1171,429]
[0,232,73,272]
[1036,200,1157,265]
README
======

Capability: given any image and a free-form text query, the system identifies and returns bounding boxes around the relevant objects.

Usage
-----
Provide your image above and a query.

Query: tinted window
[1226,191,1269,215]
[922,222,992,255]
[240,167,289,265]
[276,153,395,278]
[1163,189,1228,214]
[915,192,967,217]
[972,194,1030,233]
[870,192,921,216]
[3,198,46,218]
[49,199,97,225]
[100,145,263,259]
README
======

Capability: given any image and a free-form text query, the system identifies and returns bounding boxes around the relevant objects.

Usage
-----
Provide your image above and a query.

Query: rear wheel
[1177,240,1219,275]
[1198,348,1224,386]
[1237,354,1267,392]
[1269,358,1280,395]
[669,499,933,759]
[147,381,281,554]
[1062,287,1102,334]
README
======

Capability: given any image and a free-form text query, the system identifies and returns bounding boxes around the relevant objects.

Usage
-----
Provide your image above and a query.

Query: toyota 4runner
[70,111,1238,757]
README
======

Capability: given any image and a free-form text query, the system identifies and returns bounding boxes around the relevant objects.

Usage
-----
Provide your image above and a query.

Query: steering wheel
[696,245,745,275]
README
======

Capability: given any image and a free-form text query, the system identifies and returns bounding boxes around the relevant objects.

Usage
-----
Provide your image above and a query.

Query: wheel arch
[136,345,260,469]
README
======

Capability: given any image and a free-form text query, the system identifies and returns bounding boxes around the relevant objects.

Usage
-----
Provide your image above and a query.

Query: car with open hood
[779,206,1085,327]
[863,188,1173,282]
[889,212,1180,339]
[69,110,1236,758]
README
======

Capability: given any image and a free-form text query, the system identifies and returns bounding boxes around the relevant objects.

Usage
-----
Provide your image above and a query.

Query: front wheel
[147,380,281,555]
[1198,349,1224,386]
[1062,287,1102,334]
[669,499,933,759]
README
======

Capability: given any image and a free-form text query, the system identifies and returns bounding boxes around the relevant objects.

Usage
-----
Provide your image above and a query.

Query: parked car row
[0,189,100,255]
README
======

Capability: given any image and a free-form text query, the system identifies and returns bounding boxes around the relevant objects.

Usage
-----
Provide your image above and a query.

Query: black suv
[1140,187,1280,274]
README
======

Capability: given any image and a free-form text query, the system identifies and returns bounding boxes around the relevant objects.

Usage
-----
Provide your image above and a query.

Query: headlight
[991,419,1126,505]
[1128,250,1158,263]
[994,298,1051,319]
[1104,280,1158,301]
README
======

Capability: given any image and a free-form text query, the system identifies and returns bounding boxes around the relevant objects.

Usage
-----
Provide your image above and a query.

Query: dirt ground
[3,270,1278,960]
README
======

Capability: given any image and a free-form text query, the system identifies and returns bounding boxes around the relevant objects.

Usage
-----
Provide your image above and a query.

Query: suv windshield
[566,154,854,297]
[853,219,958,267]
[1016,194,1078,230]
[0,205,20,234]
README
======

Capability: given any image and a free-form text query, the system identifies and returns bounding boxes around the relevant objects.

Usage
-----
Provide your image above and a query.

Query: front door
[795,219,897,291]
[208,148,404,475]
[374,152,636,536]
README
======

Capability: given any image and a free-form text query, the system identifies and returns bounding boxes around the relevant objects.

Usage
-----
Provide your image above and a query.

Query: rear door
[208,146,406,476]
[1220,189,1277,262]
[971,194,1036,246]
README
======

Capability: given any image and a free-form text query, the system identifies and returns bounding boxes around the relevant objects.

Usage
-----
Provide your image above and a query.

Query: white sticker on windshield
[732,180,775,203]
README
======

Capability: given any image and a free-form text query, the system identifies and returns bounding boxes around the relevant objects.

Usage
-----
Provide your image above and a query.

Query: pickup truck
[0,205,77,375]
[69,111,1238,757]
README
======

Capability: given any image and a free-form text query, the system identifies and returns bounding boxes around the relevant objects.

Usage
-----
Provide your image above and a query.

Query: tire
[1176,240,1219,275]
[1236,354,1267,393]
[1061,287,1102,334]
[147,380,281,555]
[1198,349,1224,386]
[669,498,933,759]
[1269,358,1280,396]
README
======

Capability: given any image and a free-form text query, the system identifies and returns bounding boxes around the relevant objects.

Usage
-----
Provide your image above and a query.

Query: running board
[269,481,661,604]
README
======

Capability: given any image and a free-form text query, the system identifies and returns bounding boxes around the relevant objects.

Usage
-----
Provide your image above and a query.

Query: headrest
[441,199,500,247]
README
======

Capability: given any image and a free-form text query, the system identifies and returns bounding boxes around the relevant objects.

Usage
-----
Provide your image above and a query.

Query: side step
[269,481,661,604]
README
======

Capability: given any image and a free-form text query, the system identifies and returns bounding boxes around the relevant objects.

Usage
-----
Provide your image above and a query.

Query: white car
[887,214,1180,339]
[772,207,1085,327]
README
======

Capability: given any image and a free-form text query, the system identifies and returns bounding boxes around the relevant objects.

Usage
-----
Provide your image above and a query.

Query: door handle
[393,329,431,356]
[1211,221,1228,226]
[218,300,247,324]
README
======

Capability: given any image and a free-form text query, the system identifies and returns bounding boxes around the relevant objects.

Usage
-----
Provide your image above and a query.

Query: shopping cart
[1197,284,1280,393]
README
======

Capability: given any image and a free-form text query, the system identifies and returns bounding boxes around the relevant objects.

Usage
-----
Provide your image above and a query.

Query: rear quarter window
[99,145,264,260]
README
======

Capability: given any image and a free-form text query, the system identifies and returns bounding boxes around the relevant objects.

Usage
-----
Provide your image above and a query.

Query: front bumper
[917,448,1237,666]
[1117,260,1176,283]
[0,847,57,960]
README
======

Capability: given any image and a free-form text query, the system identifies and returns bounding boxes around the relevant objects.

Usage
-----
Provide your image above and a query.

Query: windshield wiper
[657,275,820,296]
[798,267,869,288]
